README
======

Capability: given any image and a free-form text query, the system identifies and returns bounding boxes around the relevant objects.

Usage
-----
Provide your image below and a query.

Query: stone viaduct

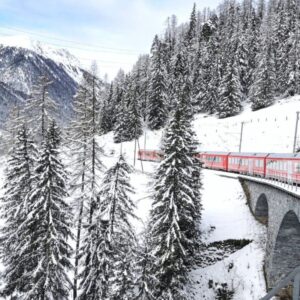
[240,177,300,289]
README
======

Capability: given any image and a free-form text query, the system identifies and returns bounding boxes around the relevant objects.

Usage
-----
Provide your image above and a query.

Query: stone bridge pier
[240,178,300,289]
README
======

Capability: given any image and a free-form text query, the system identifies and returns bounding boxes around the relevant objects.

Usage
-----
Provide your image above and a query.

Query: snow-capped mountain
[0,35,87,125]
[0,35,83,82]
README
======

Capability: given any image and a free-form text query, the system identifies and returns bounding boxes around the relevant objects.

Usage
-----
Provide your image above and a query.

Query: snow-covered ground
[189,169,267,299]
[195,96,300,153]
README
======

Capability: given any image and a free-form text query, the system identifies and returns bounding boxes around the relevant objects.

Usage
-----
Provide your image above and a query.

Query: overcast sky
[0,0,220,79]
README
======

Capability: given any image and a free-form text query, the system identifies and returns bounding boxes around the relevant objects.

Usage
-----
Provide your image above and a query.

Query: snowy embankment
[189,170,266,299]
[195,96,300,153]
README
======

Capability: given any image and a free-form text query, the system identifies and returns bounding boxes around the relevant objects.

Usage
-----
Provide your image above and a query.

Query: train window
[296,163,300,173]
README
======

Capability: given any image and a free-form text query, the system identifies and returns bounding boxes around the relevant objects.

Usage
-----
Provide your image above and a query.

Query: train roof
[267,153,300,159]
[229,152,270,157]
[201,151,231,155]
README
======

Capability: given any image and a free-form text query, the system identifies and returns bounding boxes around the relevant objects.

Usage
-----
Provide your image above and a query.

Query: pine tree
[148,100,202,299]
[136,55,151,124]
[13,122,73,299]
[68,69,104,299]
[206,32,221,114]
[192,14,219,114]
[172,50,193,117]
[23,75,58,142]
[0,125,37,297]
[218,55,243,118]
[2,103,23,152]
[148,35,168,130]
[79,155,137,300]
[113,75,131,143]
[249,19,276,110]
[185,3,197,49]
[283,0,300,96]
[193,44,212,113]
[134,233,157,300]
[100,83,115,134]
[77,213,112,300]
[114,74,143,143]
[184,3,198,70]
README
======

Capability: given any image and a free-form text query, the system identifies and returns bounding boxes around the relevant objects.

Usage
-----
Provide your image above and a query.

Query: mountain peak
[0,34,81,68]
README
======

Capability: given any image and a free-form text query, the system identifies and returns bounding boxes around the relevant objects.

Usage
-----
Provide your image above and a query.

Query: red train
[138,150,300,184]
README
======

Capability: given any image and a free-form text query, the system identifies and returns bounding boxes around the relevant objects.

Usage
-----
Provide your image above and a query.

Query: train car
[200,151,230,171]
[266,153,300,184]
[137,150,162,162]
[228,153,269,177]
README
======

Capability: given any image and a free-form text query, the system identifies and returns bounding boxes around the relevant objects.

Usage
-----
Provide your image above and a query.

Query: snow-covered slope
[195,96,300,153]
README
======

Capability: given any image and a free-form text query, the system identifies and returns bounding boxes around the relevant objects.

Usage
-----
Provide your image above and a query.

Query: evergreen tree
[134,233,157,300]
[78,212,112,300]
[283,0,300,96]
[13,122,73,299]
[148,100,201,299]
[148,35,168,130]
[100,83,115,134]
[79,155,137,300]
[185,3,197,49]
[249,19,276,110]
[114,74,143,143]
[23,75,58,142]
[206,32,221,114]
[218,55,243,118]
[68,69,104,299]
[2,103,23,152]
[192,13,220,115]
[113,74,131,143]
[0,125,36,297]
[172,50,193,117]
[136,55,151,124]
